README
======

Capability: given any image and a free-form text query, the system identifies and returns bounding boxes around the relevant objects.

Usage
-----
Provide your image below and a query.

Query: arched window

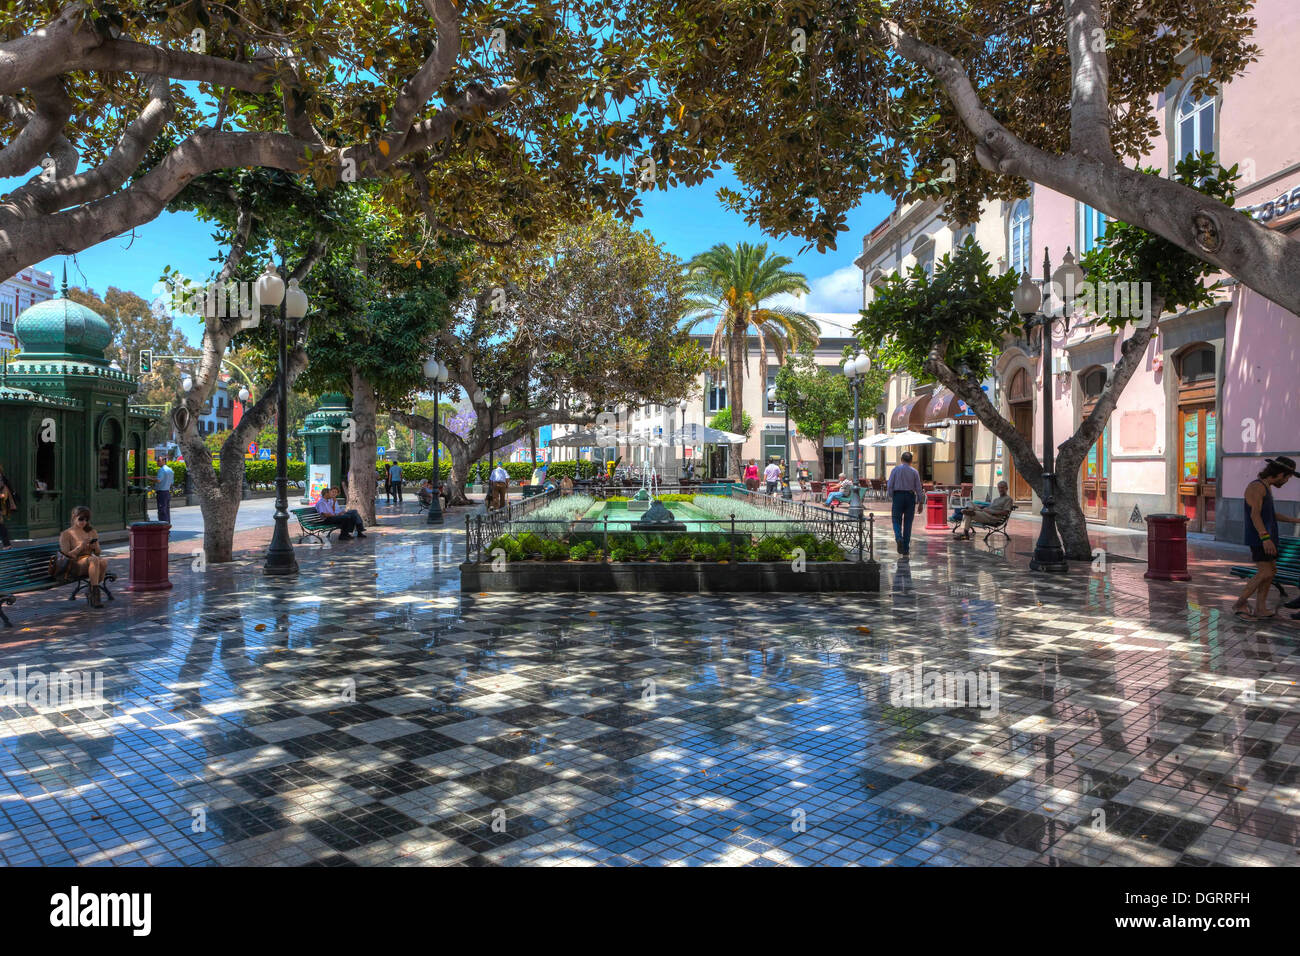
[1008,200,1032,277]
[34,425,56,492]
[1179,345,1215,383]
[1177,84,1216,162]
[951,225,975,249]
[912,237,935,278]
[1080,366,1107,399]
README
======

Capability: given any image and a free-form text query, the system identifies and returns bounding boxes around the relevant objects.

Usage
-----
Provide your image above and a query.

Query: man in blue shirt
[388,462,404,505]
[886,451,925,557]
[150,456,175,523]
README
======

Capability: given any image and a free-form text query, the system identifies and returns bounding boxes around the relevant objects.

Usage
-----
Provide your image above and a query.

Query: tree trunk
[1051,468,1093,561]
[348,371,380,524]
[816,434,827,479]
[728,324,746,436]
[444,441,472,505]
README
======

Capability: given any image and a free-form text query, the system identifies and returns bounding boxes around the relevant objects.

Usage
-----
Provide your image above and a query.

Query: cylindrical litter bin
[925,491,950,530]
[124,520,173,592]
[1144,513,1190,581]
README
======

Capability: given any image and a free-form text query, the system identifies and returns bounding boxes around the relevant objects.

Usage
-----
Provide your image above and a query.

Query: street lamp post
[1014,247,1083,574]
[842,352,872,518]
[678,399,688,481]
[261,262,307,577]
[237,384,253,500]
[423,357,449,525]
[767,385,792,500]
[180,374,196,505]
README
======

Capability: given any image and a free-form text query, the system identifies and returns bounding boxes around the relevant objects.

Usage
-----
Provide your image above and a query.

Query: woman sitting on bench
[58,506,109,608]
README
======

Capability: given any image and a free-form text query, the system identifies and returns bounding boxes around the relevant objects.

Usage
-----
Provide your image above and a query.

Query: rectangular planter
[460,560,879,593]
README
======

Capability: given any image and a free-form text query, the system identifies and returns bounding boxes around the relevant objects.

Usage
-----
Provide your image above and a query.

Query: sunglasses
[76,517,90,522]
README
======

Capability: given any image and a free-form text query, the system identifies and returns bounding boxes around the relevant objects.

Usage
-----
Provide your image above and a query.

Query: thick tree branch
[0,80,74,178]
[882,22,1300,317]
[1065,0,1112,158]
[382,0,461,162]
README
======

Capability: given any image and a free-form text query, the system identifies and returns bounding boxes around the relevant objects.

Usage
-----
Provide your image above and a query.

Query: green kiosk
[297,393,353,505]
[0,289,156,540]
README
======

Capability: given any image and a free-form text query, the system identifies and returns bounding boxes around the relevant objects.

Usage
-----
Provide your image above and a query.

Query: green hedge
[486,531,846,564]
[376,459,600,483]
[146,459,307,485]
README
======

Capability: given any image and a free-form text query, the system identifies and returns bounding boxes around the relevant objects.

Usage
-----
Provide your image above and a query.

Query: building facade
[0,266,55,343]
[856,0,1300,543]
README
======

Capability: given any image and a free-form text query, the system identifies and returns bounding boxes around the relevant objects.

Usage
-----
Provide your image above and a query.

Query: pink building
[861,0,1300,543]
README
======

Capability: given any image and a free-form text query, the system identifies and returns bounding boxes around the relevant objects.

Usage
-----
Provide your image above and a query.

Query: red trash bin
[124,520,173,592]
[925,491,950,530]
[1144,513,1190,581]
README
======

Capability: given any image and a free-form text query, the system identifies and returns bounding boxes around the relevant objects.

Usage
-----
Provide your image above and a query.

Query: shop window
[98,418,122,489]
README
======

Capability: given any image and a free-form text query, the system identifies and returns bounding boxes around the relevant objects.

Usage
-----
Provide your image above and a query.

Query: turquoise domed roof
[15,296,113,360]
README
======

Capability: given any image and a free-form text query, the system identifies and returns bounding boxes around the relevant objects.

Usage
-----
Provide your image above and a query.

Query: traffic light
[139,348,152,373]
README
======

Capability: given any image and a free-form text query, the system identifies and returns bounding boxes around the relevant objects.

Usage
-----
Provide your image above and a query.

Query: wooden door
[1009,402,1033,502]
[1080,415,1109,520]
[1178,404,1217,532]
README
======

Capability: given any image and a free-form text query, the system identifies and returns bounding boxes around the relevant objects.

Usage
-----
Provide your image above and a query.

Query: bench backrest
[0,545,61,592]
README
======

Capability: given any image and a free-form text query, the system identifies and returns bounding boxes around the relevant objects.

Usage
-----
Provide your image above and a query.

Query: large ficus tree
[0,0,674,278]
[859,156,1234,560]
[390,215,709,503]
[643,1,1300,316]
[298,240,461,524]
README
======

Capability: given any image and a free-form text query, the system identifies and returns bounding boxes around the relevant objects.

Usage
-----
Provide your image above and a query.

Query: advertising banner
[308,464,331,504]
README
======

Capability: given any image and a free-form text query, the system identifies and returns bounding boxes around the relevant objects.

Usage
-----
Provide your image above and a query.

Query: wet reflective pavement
[0,512,1296,866]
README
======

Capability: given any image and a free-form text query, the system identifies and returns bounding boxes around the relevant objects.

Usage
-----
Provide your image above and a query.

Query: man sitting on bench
[958,481,1013,539]
[315,487,366,539]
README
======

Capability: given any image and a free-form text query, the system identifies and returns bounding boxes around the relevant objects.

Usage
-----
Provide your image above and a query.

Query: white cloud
[767,263,862,313]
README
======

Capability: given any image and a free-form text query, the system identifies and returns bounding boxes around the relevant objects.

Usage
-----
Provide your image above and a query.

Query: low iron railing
[464,485,873,563]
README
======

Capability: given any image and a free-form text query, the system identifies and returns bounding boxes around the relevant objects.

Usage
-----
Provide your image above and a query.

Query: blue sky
[21,164,892,346]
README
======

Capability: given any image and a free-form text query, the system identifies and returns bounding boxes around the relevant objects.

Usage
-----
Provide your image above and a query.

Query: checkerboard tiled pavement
[0,508,1296,866]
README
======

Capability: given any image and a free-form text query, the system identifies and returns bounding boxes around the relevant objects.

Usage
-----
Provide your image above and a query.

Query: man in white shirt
[150,456,175,523]
[763,460,781,495]
[489,463,510,509]
[315,487,365,539]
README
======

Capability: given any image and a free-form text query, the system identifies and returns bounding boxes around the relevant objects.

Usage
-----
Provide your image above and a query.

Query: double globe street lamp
[256,261,309,576]
[422,357,449,525]
[766,384,793,500]
[842,351,872,519]
[1014,247,1085,574]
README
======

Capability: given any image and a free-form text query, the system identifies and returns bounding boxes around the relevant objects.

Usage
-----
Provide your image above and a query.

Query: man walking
[763,459,781,495]
[886,451,924,557]
[1234,456,1300,620]
[150,455,175,523]
[388,461,404,506]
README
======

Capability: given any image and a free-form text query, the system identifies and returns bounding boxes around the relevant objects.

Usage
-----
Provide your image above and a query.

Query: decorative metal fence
[464,485,874,563]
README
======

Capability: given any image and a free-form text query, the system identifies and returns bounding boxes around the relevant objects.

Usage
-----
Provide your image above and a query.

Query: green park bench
[1229,536,1300,599]
[292,506,340,545]
[0,543,117,628]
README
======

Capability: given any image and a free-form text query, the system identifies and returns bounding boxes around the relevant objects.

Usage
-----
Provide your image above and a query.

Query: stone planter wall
[460,560,879,593]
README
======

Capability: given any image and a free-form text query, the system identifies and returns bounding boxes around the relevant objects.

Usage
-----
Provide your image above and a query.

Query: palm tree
[682,242,820,436]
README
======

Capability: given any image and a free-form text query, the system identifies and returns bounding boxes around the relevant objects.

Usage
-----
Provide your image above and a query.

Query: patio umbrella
[861,430,945,447]
[670,423,746,445]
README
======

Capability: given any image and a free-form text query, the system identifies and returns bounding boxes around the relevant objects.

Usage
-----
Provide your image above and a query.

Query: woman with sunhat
[1234,455,1300,620]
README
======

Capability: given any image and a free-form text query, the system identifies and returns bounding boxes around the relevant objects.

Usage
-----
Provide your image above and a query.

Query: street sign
[377,446,386,457]
[258,449,272,460]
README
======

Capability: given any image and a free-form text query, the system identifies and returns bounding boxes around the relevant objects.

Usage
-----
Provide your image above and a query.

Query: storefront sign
[1182,415,1199,481]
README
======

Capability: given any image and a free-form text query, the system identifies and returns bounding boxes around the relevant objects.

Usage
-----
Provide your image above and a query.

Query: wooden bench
[0,544,117,627]
[292,506,340,545]
[1229,536,1300,599]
